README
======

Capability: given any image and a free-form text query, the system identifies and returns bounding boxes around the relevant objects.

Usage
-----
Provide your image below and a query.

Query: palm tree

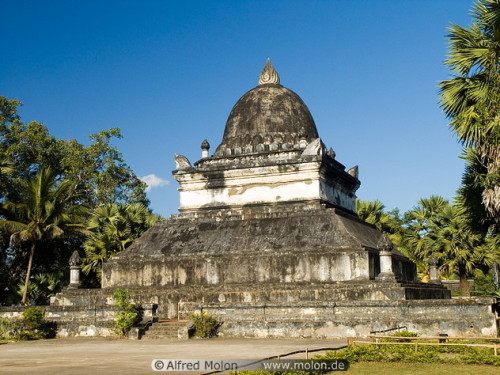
[457,148,496,232]
[82,203,160,277]
[405,197,497,295]
[404,196,449,246]
[17,272,64,305]
[356,199,388,230]
[439,0,500,223]
[0,159,14,176]
[434,204,496,296]
[0,167,88,304]
[402,197,450,278]
[355,199,424,269]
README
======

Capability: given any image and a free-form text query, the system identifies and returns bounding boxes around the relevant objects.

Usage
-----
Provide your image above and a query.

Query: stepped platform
[50,280,451,318]
[139,320,191,340]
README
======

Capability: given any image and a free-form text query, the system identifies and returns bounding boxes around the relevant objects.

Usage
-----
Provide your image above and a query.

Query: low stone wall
[49,282,450,321]
[3,288,494,339]
[0,305,118,337]
[442,279,475,293]
[194,298,499,338]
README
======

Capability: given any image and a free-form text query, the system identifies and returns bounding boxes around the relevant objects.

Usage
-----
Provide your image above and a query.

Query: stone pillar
[68,250,81,289]
[376,232,397,281]
[299,135,308,149]
[428,255,441,284]
[201,139,210,159]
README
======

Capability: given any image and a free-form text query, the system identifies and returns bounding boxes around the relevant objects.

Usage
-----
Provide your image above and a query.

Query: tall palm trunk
[21,243,36,305]
[481,147,500,224]
[459,272,470,297]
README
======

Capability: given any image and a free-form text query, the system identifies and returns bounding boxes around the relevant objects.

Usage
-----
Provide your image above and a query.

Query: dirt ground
[0,336,347,375]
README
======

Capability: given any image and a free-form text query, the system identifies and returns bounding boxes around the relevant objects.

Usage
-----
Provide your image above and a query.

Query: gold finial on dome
[258,59,280,85]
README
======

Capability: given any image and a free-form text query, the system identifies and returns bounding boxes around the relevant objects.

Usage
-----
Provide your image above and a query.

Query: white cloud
[140,174,169,192]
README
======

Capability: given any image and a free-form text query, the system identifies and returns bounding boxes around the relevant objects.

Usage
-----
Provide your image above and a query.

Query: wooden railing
[347,335,500,356]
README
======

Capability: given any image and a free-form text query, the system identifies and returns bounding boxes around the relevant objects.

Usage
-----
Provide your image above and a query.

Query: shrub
[112,288,138,337]
[391,330,418,338]
[0,318,22,340]
[190,311,219,338]
[0,307,55,341]
[473,272,500,298]
[22,307,44,328]
[20,307,56,340]
[230,372,311,375]
[388,330,419,342]
[319,343,500,365]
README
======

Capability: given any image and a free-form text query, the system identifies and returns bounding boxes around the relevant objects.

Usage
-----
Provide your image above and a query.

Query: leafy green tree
[59,129,149,207]
[2,120,63,180]
[0,96,151,301]
[0,96,21,127]
[402,196,449,280]
[439,0,500,224]
[82,203,160,279]
[0,97,21,195]
[433,205,496,296]
[0,96,148,208]
[473,268,500,297]
[0,167,88,304]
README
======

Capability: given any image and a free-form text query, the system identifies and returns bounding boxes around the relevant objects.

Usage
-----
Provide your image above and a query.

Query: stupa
[103,60,422,290]
[49,61,497,338]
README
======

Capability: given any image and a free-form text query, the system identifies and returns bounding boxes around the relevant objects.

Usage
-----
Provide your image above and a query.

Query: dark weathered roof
[115,206,385,258]
[215,84,319,154]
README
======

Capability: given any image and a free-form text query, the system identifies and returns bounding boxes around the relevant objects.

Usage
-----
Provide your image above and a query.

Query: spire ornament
[68,250,81,288]
[258,59,280,85]
[377,232,394,252]
[376,232,397,282]
[69,250,81,266]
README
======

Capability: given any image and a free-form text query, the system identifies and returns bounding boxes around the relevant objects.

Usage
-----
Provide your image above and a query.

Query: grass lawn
[344,362,499,375]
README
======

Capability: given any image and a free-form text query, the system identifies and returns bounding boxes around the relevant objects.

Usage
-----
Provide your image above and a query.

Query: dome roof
[215,61,319,156]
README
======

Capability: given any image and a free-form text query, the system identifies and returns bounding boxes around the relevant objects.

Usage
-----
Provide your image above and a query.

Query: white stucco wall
[176,161,356,211]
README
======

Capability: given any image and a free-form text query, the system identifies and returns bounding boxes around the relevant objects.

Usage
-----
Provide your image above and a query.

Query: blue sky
[1,0,475,217]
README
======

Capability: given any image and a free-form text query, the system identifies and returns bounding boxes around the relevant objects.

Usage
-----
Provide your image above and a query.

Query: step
[146,329,180,334]
[140,320,191,340]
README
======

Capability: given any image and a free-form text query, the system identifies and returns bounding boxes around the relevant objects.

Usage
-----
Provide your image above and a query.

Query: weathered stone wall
[104,251,372,288]
[176,154,358,213]
[177,160,325,211]
[0,288,160,337]
[103,205,417,288]
[3,291,492,338]
[51,282,450,321]
[0,305,117,337]
[195,298,498,338]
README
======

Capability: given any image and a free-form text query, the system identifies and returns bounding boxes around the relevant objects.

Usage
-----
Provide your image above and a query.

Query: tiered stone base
[198,299,498,338]
[39,284,498,338]
[50,281,451,317]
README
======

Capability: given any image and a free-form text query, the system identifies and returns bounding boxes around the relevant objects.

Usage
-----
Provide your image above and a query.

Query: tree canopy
[439,0,500,224]
[0,96,155,304]
[0,167,88,304]
[0,98,148,208]
[82,202,160,283]
[356,196,499,296]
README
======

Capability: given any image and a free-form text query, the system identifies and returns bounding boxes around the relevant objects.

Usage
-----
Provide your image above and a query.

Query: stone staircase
[140,320,191,340]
